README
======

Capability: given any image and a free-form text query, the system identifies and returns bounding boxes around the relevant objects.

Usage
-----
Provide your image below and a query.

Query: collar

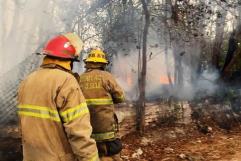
[41,56,71,70]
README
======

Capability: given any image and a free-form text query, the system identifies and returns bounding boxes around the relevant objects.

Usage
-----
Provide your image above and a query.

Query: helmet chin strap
[70,60,74,70]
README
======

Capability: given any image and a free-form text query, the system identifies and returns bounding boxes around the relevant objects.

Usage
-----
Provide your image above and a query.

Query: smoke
[111,42,219,101]
[173,65,219,100]
[0,0,90,76]
[0,0,220,102]
[111,50,139,100]
[111,47,175,101]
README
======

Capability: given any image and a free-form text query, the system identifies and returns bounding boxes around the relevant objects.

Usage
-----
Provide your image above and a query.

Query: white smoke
[111,47,175,100]
[111,50,139,100]
[111,45,219,101]
[0,0,91,76]
[0,0,220,101]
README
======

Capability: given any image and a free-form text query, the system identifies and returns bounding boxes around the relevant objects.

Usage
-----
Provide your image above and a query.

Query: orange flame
[159,75,173,84]
[127,73,132,87]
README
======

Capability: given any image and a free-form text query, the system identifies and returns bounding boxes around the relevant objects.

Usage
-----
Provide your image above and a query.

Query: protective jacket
[79,69,125,142]
[17,58,99,161]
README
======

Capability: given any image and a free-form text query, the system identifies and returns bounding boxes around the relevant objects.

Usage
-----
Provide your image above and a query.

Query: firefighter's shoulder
[98,70,113,78]
[29,67,78,85]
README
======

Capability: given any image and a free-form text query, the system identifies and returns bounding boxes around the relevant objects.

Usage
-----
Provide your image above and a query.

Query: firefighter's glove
[106,138,122,156]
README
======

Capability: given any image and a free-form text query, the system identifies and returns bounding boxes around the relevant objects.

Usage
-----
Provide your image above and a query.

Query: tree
[136,0,150,135]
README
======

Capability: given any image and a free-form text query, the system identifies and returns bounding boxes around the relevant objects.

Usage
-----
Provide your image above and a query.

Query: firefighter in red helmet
[17,33,99,161]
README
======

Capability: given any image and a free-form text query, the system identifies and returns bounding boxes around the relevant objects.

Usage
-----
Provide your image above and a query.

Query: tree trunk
[211,9,227,69]
[163,0,173,86]
[222,26,241,78]
[136,0,150,135]
[221,5,241,78]
[222,46,241,78]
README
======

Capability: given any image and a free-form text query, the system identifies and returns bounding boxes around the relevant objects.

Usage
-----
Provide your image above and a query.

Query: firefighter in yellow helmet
[17,33,99,161]
[79,49,125,161]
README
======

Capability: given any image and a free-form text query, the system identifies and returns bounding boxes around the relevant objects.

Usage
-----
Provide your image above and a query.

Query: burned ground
[122,124,241,161]
[1,101,241,161]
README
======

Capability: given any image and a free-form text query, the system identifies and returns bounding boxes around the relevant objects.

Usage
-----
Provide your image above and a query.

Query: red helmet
[42,33,83,60]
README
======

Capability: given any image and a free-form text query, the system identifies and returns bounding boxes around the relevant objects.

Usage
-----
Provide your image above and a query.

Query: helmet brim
[83,59,109,64]
[36,52,80,62]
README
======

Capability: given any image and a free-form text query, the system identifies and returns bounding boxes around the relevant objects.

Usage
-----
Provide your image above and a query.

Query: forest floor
[121,123,241,161]
[1,123,241,161]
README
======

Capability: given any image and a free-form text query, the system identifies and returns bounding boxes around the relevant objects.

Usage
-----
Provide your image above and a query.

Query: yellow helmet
[84,49,108,64]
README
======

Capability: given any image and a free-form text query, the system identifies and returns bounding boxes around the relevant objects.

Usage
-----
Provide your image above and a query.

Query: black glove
[105,138,122,156]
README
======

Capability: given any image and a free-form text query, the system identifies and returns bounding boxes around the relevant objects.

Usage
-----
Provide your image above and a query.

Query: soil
[0,125,22,161]
[1,124,241,161]
[0,137,22,161]
[121,124,241,161]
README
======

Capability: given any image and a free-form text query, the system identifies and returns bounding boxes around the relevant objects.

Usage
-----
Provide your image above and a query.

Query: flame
[160,75,173,84]
[127,73,132,87]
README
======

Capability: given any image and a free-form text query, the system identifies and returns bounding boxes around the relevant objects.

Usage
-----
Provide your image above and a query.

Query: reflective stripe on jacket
[18,63,99,161]
[79,69,125,142]
[18,102,89,123]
